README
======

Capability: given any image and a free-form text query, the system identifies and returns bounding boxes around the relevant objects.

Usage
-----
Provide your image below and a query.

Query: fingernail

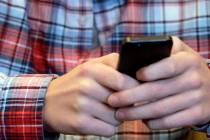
[116,111,124,120]
[136,70,142,80]
[137,73,148,82]
[108,95,119,106]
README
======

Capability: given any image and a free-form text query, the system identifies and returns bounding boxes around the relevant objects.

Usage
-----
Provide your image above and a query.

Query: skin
[43,36,210,137]
[43,53,139,137]
[108,36,210,130]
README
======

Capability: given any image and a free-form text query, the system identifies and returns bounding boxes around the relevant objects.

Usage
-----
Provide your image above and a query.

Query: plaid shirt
[0,0,210,140]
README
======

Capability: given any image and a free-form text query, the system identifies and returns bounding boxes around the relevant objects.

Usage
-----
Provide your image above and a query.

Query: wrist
[46,78,57,97]
[43,77,58,133]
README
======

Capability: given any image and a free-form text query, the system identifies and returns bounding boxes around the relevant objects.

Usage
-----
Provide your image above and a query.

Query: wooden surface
[186,130,208,140]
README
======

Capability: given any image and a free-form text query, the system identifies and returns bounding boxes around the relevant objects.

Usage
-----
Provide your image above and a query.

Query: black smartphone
[118,36,173,79]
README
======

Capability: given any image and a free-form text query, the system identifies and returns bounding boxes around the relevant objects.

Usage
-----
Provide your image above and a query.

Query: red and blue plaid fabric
[0,0,210,140]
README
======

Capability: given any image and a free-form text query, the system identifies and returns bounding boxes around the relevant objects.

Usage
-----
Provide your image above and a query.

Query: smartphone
[118,36,173,79]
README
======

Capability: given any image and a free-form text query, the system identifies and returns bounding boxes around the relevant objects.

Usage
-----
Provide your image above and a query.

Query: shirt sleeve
[207,60,210,137]
[0,73,56,140]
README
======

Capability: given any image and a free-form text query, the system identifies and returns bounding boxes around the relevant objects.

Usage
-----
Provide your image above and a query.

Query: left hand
[108,36,210,130]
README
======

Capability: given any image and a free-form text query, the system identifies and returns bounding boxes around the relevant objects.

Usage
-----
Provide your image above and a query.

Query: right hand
[43,53,139,137]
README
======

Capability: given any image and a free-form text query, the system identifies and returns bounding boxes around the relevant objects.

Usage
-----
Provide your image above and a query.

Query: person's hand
[43,53,139,137]
[108,37,210,130]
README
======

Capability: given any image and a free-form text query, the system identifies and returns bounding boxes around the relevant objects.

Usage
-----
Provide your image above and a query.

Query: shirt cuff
[0,74,56,140]
[208,60,210,137]
[206,59,210,69]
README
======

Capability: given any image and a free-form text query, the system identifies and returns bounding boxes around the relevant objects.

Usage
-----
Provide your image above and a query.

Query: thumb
[90,53,119,69]
[171,36,197,55]
[171,36,186,54]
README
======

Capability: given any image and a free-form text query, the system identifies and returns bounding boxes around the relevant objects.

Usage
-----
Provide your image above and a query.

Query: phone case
[118,36,173,79]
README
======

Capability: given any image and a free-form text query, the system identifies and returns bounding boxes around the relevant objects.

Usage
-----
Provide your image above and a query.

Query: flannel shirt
[0,0,210,140]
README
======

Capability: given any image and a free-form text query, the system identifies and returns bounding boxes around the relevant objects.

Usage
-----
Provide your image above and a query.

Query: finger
[147,105,205,130]
[136,51,197,81]
[85,117,117,137]
[71,115,117,137]
[83,97,120,126]
[82,62,139,91]
[76,78,113,103]
[115,89,201,121]
[108,69,201,107]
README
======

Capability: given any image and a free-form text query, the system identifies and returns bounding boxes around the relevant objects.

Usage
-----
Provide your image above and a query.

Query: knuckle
[166,60,177,76]
[72,95,88,112]
[188,72,202,89]
[187,53,201,68]
[77,97,88,109]
[78,63,93,76]
[114,74,125,90]
[192,92,203,103]
[71,116,88,133]
[78,78,93,93]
